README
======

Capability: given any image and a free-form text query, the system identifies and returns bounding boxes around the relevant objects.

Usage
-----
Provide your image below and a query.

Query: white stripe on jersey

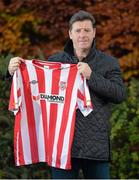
[44,68,52,143]
[13,73,18,112]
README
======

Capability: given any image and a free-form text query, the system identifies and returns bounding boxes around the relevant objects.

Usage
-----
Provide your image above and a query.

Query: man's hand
[77,62,92,79]
[8,57,24,76]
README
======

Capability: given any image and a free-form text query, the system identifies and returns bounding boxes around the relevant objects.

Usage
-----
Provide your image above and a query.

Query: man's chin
[78,46,89,50]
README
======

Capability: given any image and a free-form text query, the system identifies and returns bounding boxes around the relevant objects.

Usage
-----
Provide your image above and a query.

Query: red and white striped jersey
[9,59,93,169]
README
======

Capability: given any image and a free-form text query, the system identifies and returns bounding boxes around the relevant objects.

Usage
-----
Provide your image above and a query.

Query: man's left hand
[77,62,92,80]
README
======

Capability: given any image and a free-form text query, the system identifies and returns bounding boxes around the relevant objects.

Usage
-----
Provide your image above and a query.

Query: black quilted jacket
[48,39,126,161]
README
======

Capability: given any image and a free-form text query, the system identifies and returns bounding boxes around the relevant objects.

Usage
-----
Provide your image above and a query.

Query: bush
[110,78,139,179]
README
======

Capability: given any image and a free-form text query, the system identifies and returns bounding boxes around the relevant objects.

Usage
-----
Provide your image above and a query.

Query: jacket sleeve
[87,59,126,104]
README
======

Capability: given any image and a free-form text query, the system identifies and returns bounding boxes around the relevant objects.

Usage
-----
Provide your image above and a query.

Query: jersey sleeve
[9,69,22,115]
[77,77,93,117]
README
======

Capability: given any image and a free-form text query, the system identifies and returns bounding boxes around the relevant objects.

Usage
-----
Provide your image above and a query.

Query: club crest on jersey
[59,81,67,90]
[29,80,38,85]
[32,95,40,101]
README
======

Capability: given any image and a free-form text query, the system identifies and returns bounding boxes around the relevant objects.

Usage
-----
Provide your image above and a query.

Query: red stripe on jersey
[14,109,25,165]
[9,78,17,111]
[17,88,21,98]
[20,63,39,163]
[48,68,61,165]
[9,80,14,110]
[77,89,85,101]
[56,65,78,168]
[35,66,48,162]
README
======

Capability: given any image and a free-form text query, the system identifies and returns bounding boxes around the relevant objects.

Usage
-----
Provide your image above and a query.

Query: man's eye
[85,29,90,32]
[75,29,80,33]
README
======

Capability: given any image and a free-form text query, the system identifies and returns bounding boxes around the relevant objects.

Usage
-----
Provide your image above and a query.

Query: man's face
[69,20,96,51]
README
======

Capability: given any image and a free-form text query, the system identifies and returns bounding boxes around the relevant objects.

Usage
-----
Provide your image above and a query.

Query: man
[8,10,126,179]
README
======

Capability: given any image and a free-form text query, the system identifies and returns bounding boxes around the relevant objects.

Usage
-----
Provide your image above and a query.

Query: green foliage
[110,78,139,179]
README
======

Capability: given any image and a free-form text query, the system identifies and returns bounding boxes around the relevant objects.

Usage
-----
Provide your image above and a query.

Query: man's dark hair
[69,10,96,30]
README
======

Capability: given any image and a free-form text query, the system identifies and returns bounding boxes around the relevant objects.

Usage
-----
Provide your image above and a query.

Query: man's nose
[80,30,86,37]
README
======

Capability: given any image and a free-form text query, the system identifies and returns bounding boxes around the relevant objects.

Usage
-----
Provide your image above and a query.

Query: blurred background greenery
[0,0,139,179]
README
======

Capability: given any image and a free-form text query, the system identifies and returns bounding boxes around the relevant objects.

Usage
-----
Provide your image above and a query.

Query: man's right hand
[8,57,24,76]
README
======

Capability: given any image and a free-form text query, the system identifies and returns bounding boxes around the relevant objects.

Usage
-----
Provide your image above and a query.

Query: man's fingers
[10,57,24,64]
[77,62,83,67]
[8,57,24,75]
[77,62,92,79]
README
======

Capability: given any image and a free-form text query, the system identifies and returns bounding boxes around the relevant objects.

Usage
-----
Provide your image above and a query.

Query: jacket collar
[64,39,97,61]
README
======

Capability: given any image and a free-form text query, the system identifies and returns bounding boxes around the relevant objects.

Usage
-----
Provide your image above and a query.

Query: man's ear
[93,28,96,38]
[69,30,72,39]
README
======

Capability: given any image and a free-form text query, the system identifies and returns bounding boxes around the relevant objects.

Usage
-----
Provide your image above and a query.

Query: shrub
[110,78,139,179]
